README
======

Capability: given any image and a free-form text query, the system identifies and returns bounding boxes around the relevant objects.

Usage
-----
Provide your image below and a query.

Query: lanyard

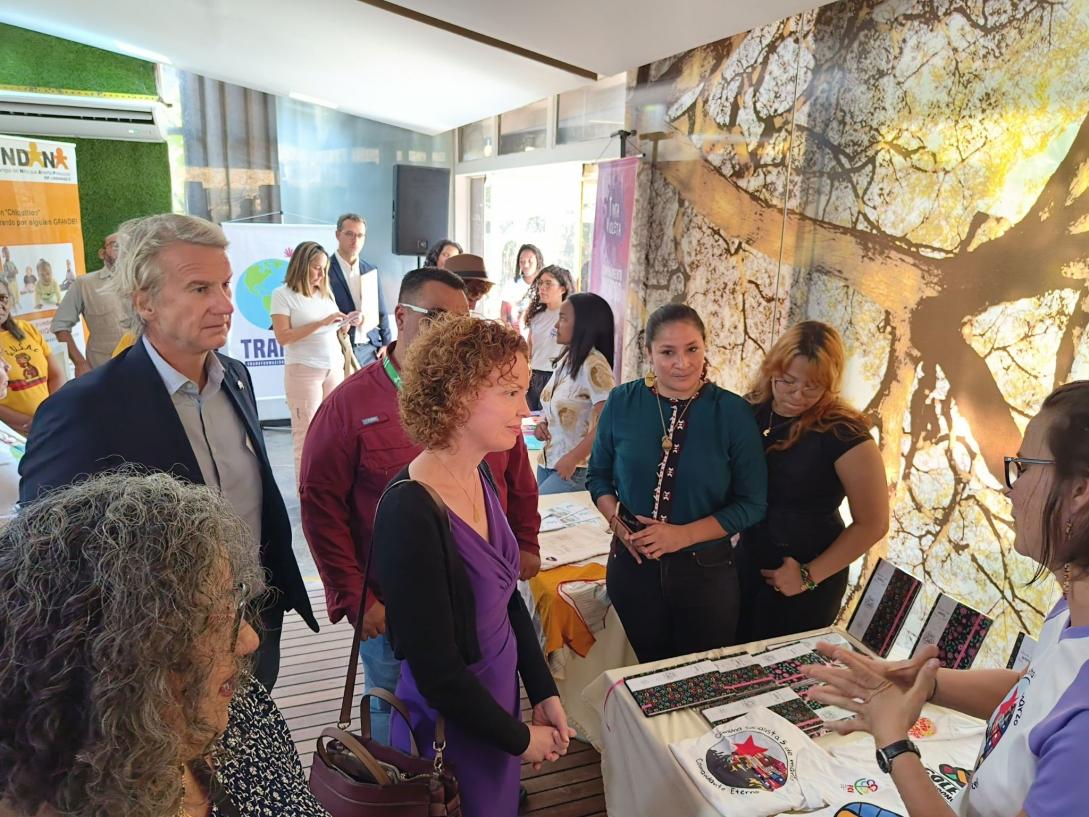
[382,354,402,391]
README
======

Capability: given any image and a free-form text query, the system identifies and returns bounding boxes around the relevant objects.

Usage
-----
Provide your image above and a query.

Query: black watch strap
[876,739,920,773]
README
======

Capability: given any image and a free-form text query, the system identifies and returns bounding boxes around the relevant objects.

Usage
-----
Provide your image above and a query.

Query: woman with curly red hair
[372,314,574,817]
[737,320,889,641]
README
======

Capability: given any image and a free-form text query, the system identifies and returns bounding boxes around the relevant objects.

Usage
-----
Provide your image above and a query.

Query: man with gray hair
[19,213,317,690]
[50,232,126,375]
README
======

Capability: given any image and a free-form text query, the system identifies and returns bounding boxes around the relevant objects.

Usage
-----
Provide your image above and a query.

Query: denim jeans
[536,464,588,495]
[357,633,402,745]
[353,342,379,367]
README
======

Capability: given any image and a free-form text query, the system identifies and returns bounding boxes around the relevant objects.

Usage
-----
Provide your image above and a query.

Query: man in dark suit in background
[327,213,390,366]
[18,213,317,691]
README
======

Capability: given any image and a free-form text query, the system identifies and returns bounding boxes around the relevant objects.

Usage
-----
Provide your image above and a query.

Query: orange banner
[0,133,85,343]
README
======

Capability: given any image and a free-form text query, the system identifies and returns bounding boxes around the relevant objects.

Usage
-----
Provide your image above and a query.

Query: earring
[701,360,710,382]
[1066,518,1075,539]
[1063,562,1073,599]
[644,371,657,388]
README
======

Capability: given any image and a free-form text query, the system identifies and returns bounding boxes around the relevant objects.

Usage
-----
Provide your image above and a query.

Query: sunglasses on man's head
[398,302,448,323]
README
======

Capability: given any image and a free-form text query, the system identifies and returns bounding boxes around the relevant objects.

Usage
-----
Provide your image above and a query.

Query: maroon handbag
[308,481,462,817]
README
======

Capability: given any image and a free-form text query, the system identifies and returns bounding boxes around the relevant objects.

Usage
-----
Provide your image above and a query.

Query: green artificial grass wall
[0,24,171,271]
[60,137,172,273]
[0,23,157,98]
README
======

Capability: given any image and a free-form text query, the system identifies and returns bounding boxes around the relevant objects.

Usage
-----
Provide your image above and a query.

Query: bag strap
[338,475,461,750]
[359,688,420,755]
[316,727,392,787]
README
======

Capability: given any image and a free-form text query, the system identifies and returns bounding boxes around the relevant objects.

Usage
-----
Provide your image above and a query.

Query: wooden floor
[275,588,607,816]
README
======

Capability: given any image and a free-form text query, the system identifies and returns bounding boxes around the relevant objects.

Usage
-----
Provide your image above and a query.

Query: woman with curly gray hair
[0,470,328,817]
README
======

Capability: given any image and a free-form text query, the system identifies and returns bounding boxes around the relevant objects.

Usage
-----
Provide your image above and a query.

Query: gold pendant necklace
[654,387,698,452]
[433,454,481,522]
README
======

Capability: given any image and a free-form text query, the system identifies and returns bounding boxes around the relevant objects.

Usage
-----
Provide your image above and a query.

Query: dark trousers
[527,369,552,412]
[606,538,740,663]
[253,604,285,692]
[735,539,848,643]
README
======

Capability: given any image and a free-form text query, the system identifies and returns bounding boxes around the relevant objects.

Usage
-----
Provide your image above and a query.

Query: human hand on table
[760,556,805,596]
[629,517,691,560]
[519,550,542,580]
[803,643,940,745]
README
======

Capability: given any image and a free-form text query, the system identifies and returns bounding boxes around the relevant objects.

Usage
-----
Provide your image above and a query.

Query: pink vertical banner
[589,156,639,378]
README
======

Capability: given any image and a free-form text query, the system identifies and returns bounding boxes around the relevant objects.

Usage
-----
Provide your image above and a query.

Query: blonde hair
[748,321,869,452]
[112,214,229,336]
[284,241,330,298]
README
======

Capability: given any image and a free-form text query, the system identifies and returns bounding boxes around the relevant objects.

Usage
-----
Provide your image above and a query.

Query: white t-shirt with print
[805,709,984,816]
[540,348,614,469]
[269,285,342,370]
[669,708,828,817]
[951,597,1089,817]
[528,307,562,371]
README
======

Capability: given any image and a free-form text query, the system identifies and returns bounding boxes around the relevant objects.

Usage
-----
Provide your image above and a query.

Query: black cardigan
[372,469,558,756]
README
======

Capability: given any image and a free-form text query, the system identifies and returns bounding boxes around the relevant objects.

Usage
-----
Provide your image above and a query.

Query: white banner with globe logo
[222,222,338,421]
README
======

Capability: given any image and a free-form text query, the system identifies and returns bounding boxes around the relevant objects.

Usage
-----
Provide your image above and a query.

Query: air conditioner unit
[0,92,166,142]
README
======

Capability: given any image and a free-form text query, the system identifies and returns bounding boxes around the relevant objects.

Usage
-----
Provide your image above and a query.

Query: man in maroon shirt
[299,266,541,743]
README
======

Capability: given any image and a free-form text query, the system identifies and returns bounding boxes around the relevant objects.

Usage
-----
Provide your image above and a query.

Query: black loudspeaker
[393,165,450,256]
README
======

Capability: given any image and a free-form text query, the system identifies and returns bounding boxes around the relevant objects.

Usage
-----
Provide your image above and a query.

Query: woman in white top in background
[270,241,356,480]
[524,264,573,413]
[535,292,615,494]
[806,380,1089,817]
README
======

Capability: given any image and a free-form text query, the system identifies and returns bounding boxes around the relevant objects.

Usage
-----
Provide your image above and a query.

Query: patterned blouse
[213,678,329,816]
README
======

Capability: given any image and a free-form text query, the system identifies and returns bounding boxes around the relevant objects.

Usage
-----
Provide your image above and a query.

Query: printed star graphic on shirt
[733,735,769,757]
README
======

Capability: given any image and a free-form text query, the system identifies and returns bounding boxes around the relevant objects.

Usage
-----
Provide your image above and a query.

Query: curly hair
[400,314,528,450]
[0,469,265,817]
[523,264,574,327]
[424,239,463,268]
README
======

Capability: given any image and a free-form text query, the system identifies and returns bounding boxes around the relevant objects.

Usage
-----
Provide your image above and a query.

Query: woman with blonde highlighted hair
[737,320,889,641]
[270,240,356,480]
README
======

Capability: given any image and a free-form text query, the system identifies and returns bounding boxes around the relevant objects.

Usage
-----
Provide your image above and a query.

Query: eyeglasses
[339,230,365,240]
[536,280,560,290]
[398,302,447,324]
[230,581,250,651]
[772,377,824,398]
[1004,456,1055,489]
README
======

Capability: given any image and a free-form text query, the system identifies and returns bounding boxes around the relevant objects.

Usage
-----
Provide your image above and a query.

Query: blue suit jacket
[18,339,318,631]
[327,254,391,349]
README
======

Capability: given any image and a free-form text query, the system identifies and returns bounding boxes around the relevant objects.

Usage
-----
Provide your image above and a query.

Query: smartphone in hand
[615,502,646,533]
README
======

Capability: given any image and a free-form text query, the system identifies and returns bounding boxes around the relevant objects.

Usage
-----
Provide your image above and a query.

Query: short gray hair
[113,213,229,336]
[0,469,265,817]
[336,213,366,231]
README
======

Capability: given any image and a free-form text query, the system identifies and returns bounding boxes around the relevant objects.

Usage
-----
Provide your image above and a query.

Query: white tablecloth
[521,491,637,749]
[582,627,971,816]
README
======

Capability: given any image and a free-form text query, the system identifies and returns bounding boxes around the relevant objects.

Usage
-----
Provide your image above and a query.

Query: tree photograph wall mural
[629,0,1089,664]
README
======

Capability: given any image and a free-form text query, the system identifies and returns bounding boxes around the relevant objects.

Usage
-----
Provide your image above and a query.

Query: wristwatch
[875,739,920,773]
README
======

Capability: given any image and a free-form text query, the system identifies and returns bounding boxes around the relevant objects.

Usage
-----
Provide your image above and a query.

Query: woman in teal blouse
[587,304,767,662]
